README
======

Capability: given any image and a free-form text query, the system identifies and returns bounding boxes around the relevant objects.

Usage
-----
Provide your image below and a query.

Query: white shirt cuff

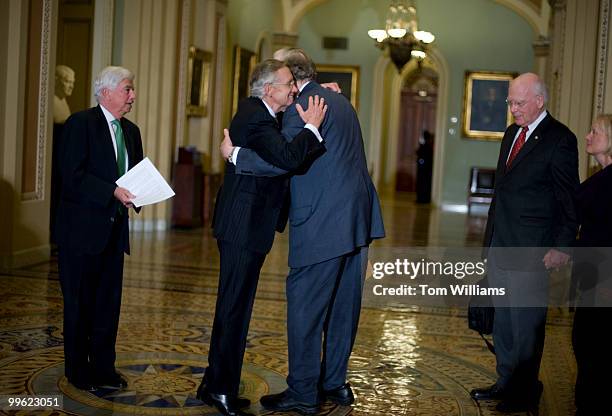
[230,146,241,165]
[304,124,324,142]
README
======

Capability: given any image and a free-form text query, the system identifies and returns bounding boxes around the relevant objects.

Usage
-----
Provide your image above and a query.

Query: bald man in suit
[471,73,579,413]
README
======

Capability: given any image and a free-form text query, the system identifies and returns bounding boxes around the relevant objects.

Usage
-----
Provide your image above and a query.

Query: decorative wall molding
[595,0,610,116]
[103,0,113,64]
[175,0,191,156]
[23,0,52,202]
[548,1,567,116]
[211,8,227,173]
[590,0,610,175]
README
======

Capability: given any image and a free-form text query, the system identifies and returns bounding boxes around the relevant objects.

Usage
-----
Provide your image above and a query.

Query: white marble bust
[53,65,75,124]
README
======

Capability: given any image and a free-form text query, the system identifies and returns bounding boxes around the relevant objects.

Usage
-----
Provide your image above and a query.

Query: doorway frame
[369,48,449,206]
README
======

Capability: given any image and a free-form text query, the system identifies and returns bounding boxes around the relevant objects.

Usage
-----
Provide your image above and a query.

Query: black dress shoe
[260,390,318,415]
[196,383,250,408]
[93,372,128,389]
[496,381,542,413]
[196,384,252,416]
[69,379,96,392]
[470,384,505,401]
[322,383,355,405]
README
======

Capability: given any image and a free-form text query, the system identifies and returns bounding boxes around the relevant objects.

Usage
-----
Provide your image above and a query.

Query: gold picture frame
[187,46,212,117]
[316,64,360,110]
[231,46,257,114]
[462,71,517,141]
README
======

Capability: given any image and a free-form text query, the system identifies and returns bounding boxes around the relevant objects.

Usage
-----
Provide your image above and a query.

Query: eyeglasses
[505,99,528,109]
[270,80,296,88]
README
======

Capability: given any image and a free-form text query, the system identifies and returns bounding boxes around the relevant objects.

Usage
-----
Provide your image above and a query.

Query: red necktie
[506,126,529,168]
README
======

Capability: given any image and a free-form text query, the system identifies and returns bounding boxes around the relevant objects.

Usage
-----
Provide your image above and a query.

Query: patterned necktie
[506,126,529,168]
[111,119,127,176]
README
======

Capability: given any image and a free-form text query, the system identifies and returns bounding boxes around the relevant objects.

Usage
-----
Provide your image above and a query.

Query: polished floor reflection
[0,195,576,415]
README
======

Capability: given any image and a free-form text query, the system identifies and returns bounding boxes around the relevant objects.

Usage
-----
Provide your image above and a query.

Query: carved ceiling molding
[283,0,551,37]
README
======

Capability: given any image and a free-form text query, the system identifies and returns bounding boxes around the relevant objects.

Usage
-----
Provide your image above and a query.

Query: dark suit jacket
[212,97,324,255]
[575,164,612,247]
[56,106,144,255]
[483,112,579,268]
[281,82,385,267]
[572,164,612,304]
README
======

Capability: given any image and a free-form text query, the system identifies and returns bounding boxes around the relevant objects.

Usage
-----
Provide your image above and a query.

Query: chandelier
[368,0,435,72]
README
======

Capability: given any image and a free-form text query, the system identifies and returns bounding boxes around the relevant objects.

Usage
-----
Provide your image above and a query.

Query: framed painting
[316,64,360,110]
[231,46,256,114]
[462,71,517,141]
[187,46,212,117]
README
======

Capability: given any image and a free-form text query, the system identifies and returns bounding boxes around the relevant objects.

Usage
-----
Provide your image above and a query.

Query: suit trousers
[58,215,125,384]
[487,247,548,397]
[205,240,266,396]
[285,246,368,404]
[572,306,612,414]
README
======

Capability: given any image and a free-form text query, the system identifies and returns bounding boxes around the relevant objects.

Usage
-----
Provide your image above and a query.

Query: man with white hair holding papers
[56,66,143,391]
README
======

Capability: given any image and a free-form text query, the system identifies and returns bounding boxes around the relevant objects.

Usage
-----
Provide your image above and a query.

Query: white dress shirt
[506,110,548,164]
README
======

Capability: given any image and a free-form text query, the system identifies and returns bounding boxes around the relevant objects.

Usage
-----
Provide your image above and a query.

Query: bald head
[507,72,547,127]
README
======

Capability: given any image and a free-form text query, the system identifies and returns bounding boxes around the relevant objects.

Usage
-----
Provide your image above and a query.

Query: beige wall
[0,0,56,269]
[117,0,180,231]
[114,0,229,231]
[548,0,601,180]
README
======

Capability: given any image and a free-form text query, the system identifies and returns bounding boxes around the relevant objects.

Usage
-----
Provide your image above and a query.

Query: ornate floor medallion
[0,199,577,415]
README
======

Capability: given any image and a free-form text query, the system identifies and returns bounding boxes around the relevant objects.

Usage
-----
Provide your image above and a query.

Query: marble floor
[0,195,577,415]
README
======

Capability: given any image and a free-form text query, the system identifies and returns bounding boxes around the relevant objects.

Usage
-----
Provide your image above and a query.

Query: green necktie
[111,119,127,176]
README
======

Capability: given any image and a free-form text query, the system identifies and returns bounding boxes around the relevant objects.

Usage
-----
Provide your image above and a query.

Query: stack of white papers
[116,157,175,207]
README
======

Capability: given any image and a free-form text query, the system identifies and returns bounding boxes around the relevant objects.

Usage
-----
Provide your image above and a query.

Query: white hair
[249,59,286,98]
[533,78,549,105]
[94,66,134,102]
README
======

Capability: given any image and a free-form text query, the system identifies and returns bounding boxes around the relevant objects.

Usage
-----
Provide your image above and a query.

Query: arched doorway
[395,67,438,199]
[368,49,449,206]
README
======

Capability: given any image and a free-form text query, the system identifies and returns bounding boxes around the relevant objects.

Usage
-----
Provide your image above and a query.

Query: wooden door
[56,0,95,113]
[395,91,437,192]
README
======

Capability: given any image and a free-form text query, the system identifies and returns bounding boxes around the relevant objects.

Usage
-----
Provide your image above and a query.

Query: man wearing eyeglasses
[197,59,328,416]
[221,49,385,414]
[471,72,579,413]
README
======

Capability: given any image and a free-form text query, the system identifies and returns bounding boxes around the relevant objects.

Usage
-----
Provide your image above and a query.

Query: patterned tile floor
[0,196,576,415]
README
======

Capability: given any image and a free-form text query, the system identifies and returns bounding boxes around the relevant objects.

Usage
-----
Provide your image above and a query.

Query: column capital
[272,32,299,51]
[547,0,567,11]
[532,35,551,57]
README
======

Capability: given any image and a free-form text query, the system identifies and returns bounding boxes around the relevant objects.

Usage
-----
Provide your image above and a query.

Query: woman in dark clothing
[572,114,612,416]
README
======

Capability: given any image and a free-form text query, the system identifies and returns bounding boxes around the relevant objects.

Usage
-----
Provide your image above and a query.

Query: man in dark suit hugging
[223,49,385,415]
[197,59,327,416]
